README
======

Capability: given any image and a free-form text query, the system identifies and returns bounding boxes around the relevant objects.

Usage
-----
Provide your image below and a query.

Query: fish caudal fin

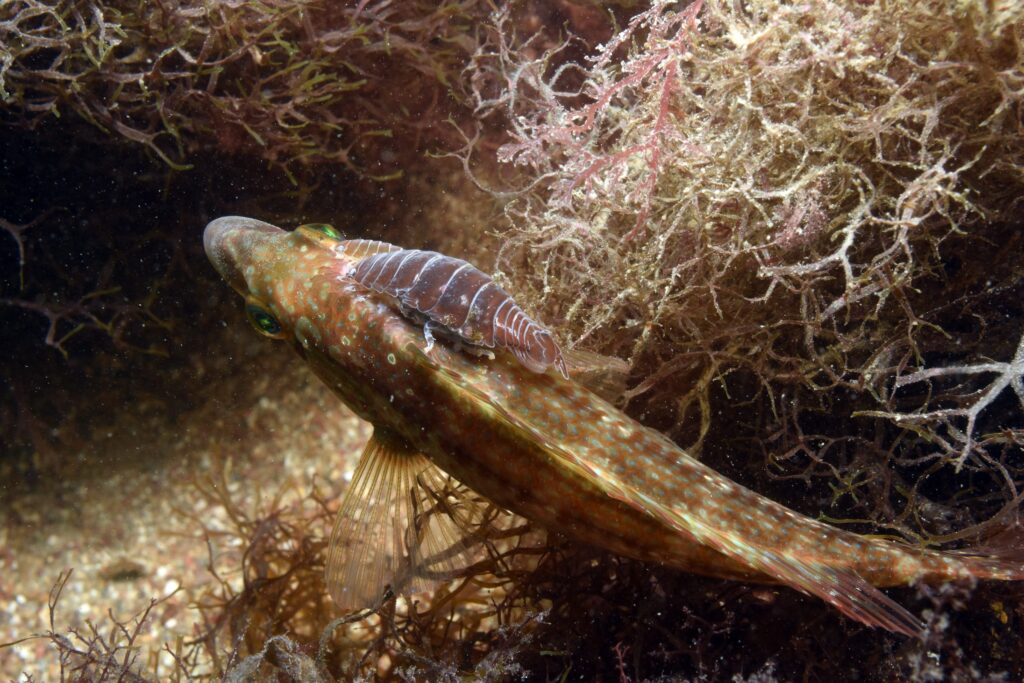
[325,428,487,610]
[947,518,1024,581]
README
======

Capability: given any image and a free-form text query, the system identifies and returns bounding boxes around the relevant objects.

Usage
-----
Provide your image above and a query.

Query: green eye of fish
[246,302,284,339]
[299,223,342,242]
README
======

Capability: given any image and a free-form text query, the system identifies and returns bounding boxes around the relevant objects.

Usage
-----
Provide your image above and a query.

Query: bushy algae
[473,0,1024,546]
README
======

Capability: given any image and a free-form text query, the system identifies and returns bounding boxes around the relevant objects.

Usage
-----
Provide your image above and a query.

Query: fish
[204,215,1024,637]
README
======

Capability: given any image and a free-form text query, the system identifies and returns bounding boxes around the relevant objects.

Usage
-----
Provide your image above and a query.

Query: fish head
[205,215,431,425]
[204,215,351,345]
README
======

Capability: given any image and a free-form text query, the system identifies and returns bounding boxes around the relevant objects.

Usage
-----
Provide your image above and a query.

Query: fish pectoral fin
[325,428,496,611]
[564,349,630,403]
[650,506,925,638]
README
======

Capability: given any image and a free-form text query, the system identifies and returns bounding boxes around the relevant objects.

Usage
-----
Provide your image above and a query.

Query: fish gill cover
[1,0,1023,681]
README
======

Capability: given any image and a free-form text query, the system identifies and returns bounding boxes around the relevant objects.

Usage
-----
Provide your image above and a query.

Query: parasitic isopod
[344,246,568,378]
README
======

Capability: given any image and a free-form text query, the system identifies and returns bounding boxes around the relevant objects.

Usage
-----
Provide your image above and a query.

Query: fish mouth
[204,216,284,293]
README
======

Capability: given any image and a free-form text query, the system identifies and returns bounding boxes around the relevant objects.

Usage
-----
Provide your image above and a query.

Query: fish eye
[298,223,343,244]
[245,302,285,339]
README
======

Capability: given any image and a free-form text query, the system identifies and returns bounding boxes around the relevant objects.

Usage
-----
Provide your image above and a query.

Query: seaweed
[168,457,547,680]
[0,569,198,681]
[0,0,496,181]
[470,0,1024,543]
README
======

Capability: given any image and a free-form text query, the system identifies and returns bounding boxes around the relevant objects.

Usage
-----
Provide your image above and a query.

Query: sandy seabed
[0,353,371,680]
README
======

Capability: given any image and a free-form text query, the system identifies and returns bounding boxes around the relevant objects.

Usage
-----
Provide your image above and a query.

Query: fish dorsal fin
[337,239,401,261]
[564,349,630,403]
[325,428,486,610]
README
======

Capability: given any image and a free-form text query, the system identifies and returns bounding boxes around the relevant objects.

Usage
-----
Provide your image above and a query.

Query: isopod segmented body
[345,247,568,378]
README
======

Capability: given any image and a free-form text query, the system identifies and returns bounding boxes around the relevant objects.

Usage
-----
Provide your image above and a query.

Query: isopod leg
[423,319,440,353]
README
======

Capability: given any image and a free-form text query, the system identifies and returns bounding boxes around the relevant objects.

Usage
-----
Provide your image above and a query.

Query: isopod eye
[246,302,285,339]
[298,223,343,243]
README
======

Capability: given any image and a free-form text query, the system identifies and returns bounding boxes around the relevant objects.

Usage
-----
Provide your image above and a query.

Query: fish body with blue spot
[204,216,1024,637]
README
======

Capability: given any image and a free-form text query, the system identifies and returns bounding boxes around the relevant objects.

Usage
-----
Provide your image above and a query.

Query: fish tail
[605,434,963,636]
[646,496,929,636]
[652,496,1024,636]
[938,520,1024,582]
[622,428,1024,635]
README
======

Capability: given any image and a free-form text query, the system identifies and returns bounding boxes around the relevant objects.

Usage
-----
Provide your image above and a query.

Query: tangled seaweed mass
[1,0,485,177]
[1,0,1023,680]
[478,0,1024,541]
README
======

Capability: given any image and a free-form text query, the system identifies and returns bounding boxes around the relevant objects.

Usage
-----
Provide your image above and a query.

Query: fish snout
[204,216,284,293]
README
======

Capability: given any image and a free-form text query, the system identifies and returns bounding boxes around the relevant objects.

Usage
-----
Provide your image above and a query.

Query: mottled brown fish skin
[205,217,1022,634]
